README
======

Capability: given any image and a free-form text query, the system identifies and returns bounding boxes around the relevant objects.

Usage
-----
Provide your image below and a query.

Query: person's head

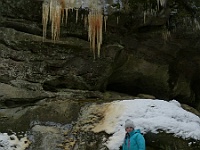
[124,119,135,133]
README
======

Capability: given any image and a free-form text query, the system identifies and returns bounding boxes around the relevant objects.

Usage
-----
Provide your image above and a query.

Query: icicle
[88,7,103,58]
[157,0,159,10]
[162,30,170,41]
[143,11,146,24]
[88,12,91,42]
[160,0,167,7]
[49,0,56,40]
[194,18,200,30]
[75,9,78,23]
[74,0,82,23]
[49,0,55,22]
[51,1,62,41]
[42,1,49,41]
[157,0,167,9]
[81,14,84,20]
[104,15,108,32]
[97,12,103,57]
[88,10,96,58]
[41,0,106,58]
[84,15,88,29]
[60,0,65,23]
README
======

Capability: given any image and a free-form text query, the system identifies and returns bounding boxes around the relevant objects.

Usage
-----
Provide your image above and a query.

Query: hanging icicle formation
[88,1,103,58]
[42,0,81,41]
[42,0,109,58]
[43,0,61,41]
[157,0,167,9]
[194,18,200,31]
[88,9,103,58]
[42,0,49,41]
[143,0,167,23]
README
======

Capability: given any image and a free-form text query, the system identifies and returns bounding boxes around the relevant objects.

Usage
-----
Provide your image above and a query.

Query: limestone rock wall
[0,0,200,111]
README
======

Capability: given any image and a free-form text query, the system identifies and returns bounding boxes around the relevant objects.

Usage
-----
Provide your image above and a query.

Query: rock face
[0,0,200,150]
[1,98,200,150]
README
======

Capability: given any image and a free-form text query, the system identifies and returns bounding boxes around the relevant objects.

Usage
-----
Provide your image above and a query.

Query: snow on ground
[92,99,200,150]
[0,133,30,150]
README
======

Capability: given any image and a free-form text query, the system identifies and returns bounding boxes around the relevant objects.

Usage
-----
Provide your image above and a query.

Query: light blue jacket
[122,129,146,150]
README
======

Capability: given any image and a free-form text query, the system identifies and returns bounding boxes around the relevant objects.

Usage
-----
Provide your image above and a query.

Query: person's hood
[129,129,141,137]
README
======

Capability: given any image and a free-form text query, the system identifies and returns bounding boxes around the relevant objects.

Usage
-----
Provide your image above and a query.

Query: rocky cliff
[0,0,200,149]
[0,0,200,109]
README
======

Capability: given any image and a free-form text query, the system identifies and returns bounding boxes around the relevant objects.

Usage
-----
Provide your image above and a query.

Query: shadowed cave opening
[106,83,147,97]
